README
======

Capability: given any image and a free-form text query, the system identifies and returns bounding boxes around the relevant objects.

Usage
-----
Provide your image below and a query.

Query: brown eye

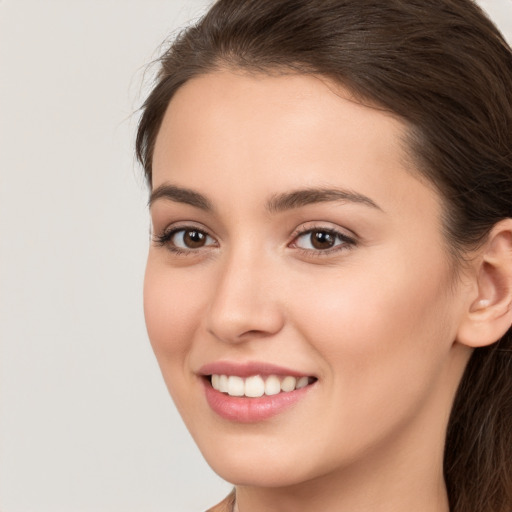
[293,228,354,253]
[182,230,207,248]
[170,228,216,250]
[310,230,335,249]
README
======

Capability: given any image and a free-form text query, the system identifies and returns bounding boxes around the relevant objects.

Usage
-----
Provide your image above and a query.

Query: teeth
[281,376,296,392]
[211,374,313,397]
[245,375,265,397]
[227,376,245,397]
[296,376,309,389]
[219,374,229,393]
[264,375,281,396]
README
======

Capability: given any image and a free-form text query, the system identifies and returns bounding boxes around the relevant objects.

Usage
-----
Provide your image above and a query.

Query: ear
[456,218,512,348]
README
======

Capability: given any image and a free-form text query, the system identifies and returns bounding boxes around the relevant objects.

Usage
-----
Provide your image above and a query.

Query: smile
[202,369,317,422]
[210,374,315,397]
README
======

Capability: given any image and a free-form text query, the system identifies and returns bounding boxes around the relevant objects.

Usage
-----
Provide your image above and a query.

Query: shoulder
[205,490,236,512]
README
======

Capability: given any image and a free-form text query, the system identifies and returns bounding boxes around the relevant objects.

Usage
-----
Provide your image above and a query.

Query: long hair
[136,1,512,510]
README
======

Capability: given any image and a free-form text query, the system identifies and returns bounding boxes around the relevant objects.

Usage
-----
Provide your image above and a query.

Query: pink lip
[198,361,316,423]
[202,380,314,423]
[198,360,312,378]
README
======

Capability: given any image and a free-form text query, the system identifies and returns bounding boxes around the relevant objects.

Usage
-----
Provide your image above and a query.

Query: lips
[199,361,317,423]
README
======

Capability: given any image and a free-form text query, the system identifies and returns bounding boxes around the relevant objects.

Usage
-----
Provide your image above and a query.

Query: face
[145,71,471,487]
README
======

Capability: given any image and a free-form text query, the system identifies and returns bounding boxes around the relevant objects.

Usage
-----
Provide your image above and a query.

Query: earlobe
[456,219,512,348]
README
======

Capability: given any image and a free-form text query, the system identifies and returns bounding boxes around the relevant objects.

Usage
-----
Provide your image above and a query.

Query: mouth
[199,363,318,422]
[207,374,317,398]
[198,361,318,422]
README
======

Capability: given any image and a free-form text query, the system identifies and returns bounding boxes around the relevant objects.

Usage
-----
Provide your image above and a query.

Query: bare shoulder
[205,490,236,512]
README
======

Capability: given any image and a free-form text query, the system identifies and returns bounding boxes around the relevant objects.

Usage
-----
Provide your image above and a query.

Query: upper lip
[198,361,314,378]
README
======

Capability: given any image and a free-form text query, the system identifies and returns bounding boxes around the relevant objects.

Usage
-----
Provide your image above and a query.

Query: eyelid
[152,222,219,253]
[288,223,357,255]
[152,220,356,256]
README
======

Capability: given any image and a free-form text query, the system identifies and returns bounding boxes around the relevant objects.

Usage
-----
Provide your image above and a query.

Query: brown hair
[136,1,512,510]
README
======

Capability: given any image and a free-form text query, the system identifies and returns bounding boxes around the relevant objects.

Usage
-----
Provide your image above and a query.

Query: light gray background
[0,1,511,511]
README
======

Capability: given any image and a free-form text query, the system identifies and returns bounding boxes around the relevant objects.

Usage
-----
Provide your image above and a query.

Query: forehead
[152,70,441,221]
[153,71,407,174]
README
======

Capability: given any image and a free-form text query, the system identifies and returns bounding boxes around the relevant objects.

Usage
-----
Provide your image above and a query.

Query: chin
[208,457,311,488]
[194,432,334,488]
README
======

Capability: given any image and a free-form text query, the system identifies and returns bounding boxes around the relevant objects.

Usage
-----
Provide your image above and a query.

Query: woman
[136,1,512,511]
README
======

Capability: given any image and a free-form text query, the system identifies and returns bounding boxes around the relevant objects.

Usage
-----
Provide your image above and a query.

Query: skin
[145,71,478,512]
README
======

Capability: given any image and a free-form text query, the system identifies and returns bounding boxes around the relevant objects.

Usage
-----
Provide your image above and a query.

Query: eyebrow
[149,183,381,213]
[266,188,382,213]
[149,184,213,211]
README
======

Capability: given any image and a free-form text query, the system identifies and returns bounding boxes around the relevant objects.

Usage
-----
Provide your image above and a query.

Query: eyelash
[152,226,217,256]
[290,226,357,257]
[152,224,357,257]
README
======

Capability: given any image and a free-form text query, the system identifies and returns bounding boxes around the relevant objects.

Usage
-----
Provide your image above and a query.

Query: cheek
[143,256,205,365]
[295,261,450,345]
[143,255,215,418]
[291,251,456,417]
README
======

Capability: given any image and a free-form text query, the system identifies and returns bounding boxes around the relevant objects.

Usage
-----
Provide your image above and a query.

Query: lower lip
[203,378,315,423]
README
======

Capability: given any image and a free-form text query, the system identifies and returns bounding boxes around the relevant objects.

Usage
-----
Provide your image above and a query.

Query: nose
[205,250,285,344]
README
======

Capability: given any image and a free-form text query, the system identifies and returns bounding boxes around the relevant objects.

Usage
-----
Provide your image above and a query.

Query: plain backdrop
[0,1,511,511]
